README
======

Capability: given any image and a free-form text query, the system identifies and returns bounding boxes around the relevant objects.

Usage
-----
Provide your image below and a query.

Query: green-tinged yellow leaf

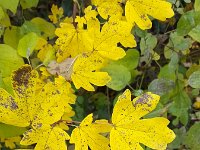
[20,0,39,9]
[70,114,112,150]
[0,123,27,138]
[17,32,39,58]
[110,89,175,150]
[4,26,22,49]
[71,53,111,91]
[125,0,174,29]
[31,17,56,39]
[0,6,5,19]
[0,9,10,27]
[37,44,56,66]
[194,0,200,12]
[0,0,19,14]
[0,44,24,78]
[20,127,69,150]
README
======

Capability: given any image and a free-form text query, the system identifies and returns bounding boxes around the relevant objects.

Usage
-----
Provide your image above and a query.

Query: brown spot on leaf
[12,66,32,88]
[134,94,153,107]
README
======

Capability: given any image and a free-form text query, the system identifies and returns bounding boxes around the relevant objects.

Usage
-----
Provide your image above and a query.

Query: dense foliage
[0,0,200,149]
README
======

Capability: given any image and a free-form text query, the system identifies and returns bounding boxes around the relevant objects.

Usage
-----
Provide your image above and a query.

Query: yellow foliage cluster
[0,65,175,149]
[48,0,174,91]
[0,1,176,149]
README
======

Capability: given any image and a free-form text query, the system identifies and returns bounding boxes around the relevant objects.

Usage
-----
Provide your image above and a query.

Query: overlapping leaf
[21,126,69,150]
[92,0,122,20]
[55,6,135,62]
[110,89,175,149]
[71,52,111,91]
[70,113,112,150]
[0,65,75,128]
[92,0,174,30]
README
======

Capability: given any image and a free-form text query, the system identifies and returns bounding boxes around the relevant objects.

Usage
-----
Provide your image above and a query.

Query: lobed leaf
[70,114,112,150]
[110,89,175,149]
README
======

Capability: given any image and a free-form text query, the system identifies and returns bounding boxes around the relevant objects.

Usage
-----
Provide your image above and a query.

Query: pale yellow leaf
[110,89,175,150]
[70,114,112,150]
[125,0,174,29]
[20,127,69,150]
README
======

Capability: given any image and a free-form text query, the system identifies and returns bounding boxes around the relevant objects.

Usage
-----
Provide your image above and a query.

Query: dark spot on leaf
[133,94,153,107]
[12,66,32,88]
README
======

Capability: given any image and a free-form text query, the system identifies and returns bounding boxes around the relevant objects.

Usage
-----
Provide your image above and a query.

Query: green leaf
[17,32,39,58]
[102,64,131,91]
[186,64,200,78]
[164,32,192,59]
[20,21,41,36]
[0,72,5,88]
[90,93,109,119]
[31,17,56,39]
[188,70,200,88]
[184,123,200,150]
[113,49,139,70]
[148,78,175,96]
[0,6,5,19]
[140,33,157,55]
[177,11,200,36]
[194,0,200,12]
[169,89,191,125]
[4,26,22,49]
[188,25,200,42]
[0,0,19,13]
[0,44,24,78]
[158,65,176,81]
[0,8,11,27]
[0,123,27,138]
[168,127,186,149]
[20,0,39,9]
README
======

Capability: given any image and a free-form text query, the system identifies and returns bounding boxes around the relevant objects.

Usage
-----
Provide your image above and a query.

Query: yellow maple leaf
[92,0,122,19]
[48,4,64,24]
[57,109,75,130]
[71,52,111,91]
[92,0,174,30]
[125,0,174,29]
[0,65,75,128]
[110,89,175,150]
[70,113,112,150]
[20,126,69,150]
[55,6,135,62]
[55,22,91,62]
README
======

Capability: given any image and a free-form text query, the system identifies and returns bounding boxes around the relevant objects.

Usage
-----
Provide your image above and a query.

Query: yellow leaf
[71,53,111,91]
[92,0,174,30]
[91,0,122,19]
[55,6,135,62]
[48,4,64,24]
[0,65,75,129]
[55,23,91,62]
[20,126,69,150]
[125,0,174,29]
[70,114,112,150]
[1,136,21,149]
[57,110,75,130]
[110,89,175,150]
[37,44,56,65]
